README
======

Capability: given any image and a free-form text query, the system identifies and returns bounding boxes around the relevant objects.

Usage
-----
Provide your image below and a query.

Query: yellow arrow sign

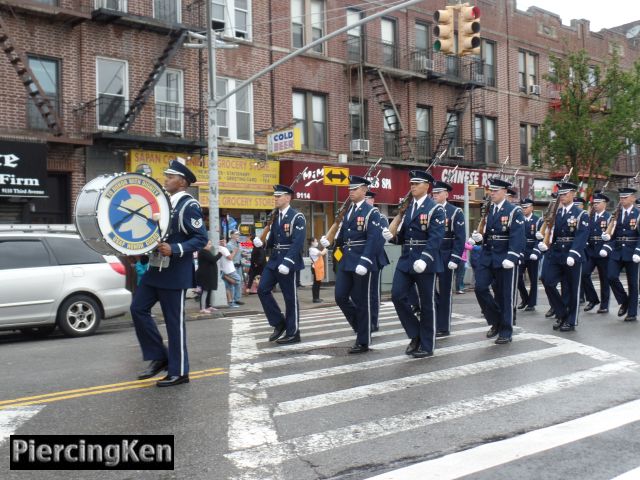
[323,166,349,186]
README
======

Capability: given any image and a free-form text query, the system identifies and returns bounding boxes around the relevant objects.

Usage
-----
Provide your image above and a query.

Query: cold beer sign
[267,128,301,155]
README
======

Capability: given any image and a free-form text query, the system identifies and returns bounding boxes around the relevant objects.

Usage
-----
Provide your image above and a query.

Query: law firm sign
[0,141,48,198]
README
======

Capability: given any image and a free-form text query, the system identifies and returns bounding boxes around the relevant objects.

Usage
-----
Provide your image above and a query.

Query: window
[518,50,538,92]
[384,105,400,158]
[27,56,60,131]
[416,106,431,160]
[212,0,251,39]
[293,91,327,151]
[349,100,367,140]
[520,124,538,165]
[381,18,397,68]
[155,69,183,135]
[46,237,104,265]
[33,0,57,5]
[346,8,363,62]
[588,65,597,88]
[446,33,459,75]
[481,39,496,87]
[291,0,324,53]
[0,240,51,270]
[94,0,127,11]
[415,22,429,56]
[154,0,181,24]
[96,57,127,130]
[216,78,253,142]
[475,116,497,164]
[446,111,460,150]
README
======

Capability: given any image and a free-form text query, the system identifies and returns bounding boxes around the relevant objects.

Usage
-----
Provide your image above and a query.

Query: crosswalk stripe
[249,313,400,333]
[230,355,333,379]
[247,307,399,328]
[0,406,43,445]
[225,360,636,470]
[274,345,575,416]
[366,398,640,480]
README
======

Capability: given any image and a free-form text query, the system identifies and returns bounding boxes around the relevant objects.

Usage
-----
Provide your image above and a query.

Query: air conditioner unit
[448,146,465,158]
[413,55,434,72]
[158,117,182,135]
[350,139,370,153]
[529,84,541,95]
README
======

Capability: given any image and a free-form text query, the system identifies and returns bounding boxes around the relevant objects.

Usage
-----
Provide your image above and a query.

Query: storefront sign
[436,166,534,202]
[219,194,275,210]
[267,128,301,155]
[0,141,48,198]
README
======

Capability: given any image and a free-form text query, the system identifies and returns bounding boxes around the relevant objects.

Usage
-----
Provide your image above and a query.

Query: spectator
[135,256,149,287]
[246,243,266,294]
[309,238,327,303]
[196,240,222,313]
[227,230,245,304]
[218,239,242,308]
[456,241,474,294]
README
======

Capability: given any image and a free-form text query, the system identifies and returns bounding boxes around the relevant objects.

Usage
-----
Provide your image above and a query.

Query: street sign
[323,166,349,186]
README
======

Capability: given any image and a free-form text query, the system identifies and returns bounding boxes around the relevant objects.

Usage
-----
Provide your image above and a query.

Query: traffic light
[458,4,481,56]
[434,6,455,55]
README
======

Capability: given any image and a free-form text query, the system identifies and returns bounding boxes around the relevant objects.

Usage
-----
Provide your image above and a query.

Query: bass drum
[74,172,171,256]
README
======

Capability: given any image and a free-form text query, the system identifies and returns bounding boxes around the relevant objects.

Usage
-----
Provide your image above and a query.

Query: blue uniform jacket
[479,201,525,268]
[524,214,543,257]
[396,196,445,273]
[265,207,306,271]
[585,210,611,258]
[603,207,640,262]
[548,205,589,263]
[441,202,466,268]
[335,201,385,272]
[142,194,208,290]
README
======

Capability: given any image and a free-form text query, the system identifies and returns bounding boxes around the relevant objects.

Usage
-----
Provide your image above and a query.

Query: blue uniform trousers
[435,268,454,333]
[131,284,189,377]
[391,270,436,353]
[608,260,639,316]
[258,267,299,336]
[369,268,382,330]
[335,268,372,346]
[475,264,516,338]
[517,258,539,307]
[582,256,610,308]
[542,261,583,326]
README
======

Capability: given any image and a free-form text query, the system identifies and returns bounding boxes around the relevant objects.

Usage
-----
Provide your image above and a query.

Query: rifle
[474,156,510,235]
[540,167,573,247]
[259,167,309,243]
[388,149,447,236]
[320,158,383,249]
[605,170,640,237]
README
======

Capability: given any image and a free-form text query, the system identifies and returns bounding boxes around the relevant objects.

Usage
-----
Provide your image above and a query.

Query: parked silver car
[0,225,132,337]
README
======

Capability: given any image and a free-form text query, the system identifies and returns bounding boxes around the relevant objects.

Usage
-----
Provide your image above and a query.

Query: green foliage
[531,49,640,193]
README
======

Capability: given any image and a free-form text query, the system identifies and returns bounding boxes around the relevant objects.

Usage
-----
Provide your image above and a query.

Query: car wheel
[19,325,57,337]
[57,295,102,337]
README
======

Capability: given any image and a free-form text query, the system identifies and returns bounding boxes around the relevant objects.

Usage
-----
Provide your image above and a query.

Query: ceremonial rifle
[540,167,573,247]
[605,170,640,237]
[474,156,510,235]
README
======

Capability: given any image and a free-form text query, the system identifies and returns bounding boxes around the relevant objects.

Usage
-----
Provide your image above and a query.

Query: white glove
[277,264,290,275]
[538,242,548,252]
[566,256,575,267]
[502,259,515,269]
[382,227,393,241]
[633,254,640,264]
[355,265,368,276]
[535,231,544,240]
[447,261,458,270]
[320,236,330,248]
[252,237,263,248]
[471,232,483,243]
[413,259,427,273]
[601,233,611,242]
[529,253,538,261]
[599,249,608,258]
[467,237,476,246]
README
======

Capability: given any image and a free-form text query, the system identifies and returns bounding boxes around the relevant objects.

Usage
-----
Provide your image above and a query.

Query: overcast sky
[515,0,640,32]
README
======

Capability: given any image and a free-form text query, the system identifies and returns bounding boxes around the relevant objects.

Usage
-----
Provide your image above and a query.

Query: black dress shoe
[618,304,628,317]
[276,332,301,344]
[524,306,536,312]
[268,322,286,342]
[584,301,599,312]
[436,331,450,338]
[349,343,370,354]
[545,308,555,318]
[597,308,609,314]
[624,315,637,322]
[312,298,323,303]
[495,336,512,344]
[517,301,527,310]
[552,318,564,330]
[411,347,433,358]
[137,359,168,380]
[405,338,420,355]
[486,326,499,338]
[156,375,190,387]
[559,323,575,332]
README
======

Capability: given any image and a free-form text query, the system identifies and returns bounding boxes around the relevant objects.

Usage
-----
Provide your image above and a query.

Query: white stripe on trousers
[180,289,185,376]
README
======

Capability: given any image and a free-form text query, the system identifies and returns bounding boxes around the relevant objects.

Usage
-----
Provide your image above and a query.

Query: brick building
[0,0,638,235]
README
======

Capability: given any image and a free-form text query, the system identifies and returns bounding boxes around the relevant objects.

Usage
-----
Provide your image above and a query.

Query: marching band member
[517,198,542,312]
[364,190,390,333]
[582,192,611,314]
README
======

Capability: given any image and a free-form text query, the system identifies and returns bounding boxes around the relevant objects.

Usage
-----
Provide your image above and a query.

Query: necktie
[347,205,355,221]
[492,205,497,216]
[411,201,418,218]
[622,210,627,224]
[279,212,283,224]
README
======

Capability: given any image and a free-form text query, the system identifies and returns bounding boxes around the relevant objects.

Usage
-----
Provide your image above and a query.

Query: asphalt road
[1,290,640,480]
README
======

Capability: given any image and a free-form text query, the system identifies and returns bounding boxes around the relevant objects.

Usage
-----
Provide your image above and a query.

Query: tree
[531,49,640,194]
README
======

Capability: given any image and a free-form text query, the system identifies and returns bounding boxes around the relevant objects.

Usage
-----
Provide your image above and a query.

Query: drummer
[130,158,208,387]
